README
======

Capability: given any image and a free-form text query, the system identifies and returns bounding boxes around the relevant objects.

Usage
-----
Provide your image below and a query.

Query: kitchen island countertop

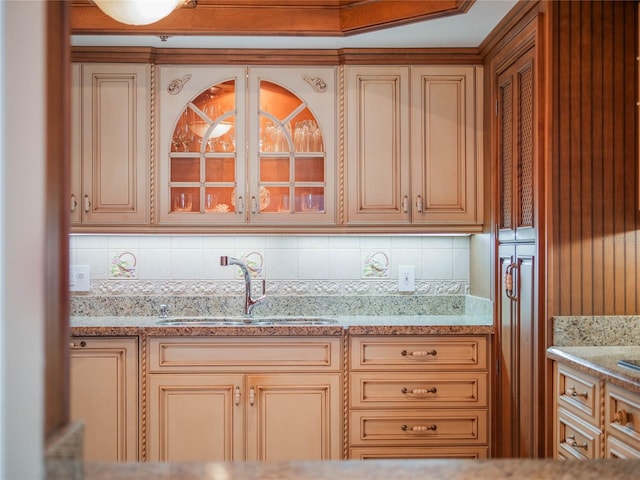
[547,345,640,394]
[80,458,640,479]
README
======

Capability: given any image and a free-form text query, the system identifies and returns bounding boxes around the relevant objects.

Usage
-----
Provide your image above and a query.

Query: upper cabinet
[345,65,483,231]
[71,63,150,226]
[70,54,484,234]
[345,66,411,225]
[496,51,536,243]
[157,66,336,227]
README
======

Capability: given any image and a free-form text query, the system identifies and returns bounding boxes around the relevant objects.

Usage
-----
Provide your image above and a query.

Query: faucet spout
[220,256,266,316]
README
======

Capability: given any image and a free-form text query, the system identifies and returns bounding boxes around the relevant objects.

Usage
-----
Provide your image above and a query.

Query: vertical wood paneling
[552,0,639,316]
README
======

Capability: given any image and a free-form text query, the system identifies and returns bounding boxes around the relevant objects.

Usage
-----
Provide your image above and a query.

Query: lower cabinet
[605,383,640,459]
[552,361,640,459]
[348,335,490,459]
[146,336,342,462]
[69,337,139,462]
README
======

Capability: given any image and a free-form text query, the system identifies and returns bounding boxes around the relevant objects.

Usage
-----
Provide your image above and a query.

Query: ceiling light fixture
[93,0,185,26]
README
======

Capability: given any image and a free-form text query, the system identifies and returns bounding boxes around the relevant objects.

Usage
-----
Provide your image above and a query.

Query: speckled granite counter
[80,458,640,479]
[547,345,640,394]
[70,315,494,337]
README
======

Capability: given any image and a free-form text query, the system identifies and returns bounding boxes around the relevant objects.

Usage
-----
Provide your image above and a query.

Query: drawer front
[557,408,602,460]
[148,336,341,372]
[605,383,640,451]
[349,446,488,460]
[350,372,487,408]
[556,363,600,425]
[350,336,487,371]
[350,410,487,446]
[606,434,640,459]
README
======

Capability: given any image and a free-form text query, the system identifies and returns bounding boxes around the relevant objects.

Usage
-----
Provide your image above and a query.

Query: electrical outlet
[69,265,90,292]
[398,265,415,292]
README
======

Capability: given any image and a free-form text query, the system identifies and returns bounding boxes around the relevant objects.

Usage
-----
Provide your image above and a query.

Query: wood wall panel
[552,0,639,316]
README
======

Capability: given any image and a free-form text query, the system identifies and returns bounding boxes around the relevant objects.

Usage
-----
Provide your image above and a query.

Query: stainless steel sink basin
[156,317,338,327]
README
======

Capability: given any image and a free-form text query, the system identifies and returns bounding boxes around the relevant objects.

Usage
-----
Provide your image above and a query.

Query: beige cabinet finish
[148,374,244,462]
[246,373,341,461]
[410,66,483,225]
[157,66,336,227]
[72,63,150,225]
[348,335,489,459]
[552,361,640,460]
[345,65,482,229]
[69,337,139,462]
[147,336,342,462]
[345,66,411,224]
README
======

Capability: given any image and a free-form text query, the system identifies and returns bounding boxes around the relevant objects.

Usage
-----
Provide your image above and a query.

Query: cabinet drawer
[349,446,488,460]
[557,408,602,460]
[148,337,341,372]
[350,336,487,371]
[556,363,601,425]
[350,372,487,408]
[605,383,640,452]
[606,434,640,459]
[349,409,487,446]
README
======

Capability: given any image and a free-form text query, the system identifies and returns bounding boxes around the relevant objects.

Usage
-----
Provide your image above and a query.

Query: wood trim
[479,0,541,59]
[45,0,71,441]
[338,48,481,65]
[71,46,482,66]
[70,0,472,37]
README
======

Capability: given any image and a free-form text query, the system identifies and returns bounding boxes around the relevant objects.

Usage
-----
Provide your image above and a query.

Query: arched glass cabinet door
[168,79,240,215]
[253,79,327,218]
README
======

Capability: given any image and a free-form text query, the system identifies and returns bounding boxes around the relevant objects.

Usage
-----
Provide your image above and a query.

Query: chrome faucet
[220,256,266,316]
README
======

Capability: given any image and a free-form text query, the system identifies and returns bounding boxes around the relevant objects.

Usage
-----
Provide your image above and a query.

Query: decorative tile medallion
[109,250,138,279]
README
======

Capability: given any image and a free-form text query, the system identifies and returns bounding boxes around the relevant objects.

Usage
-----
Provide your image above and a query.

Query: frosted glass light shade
[93,0,183,26]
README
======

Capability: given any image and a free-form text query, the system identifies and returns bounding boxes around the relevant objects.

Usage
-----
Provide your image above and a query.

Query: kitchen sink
[156,317,338,326]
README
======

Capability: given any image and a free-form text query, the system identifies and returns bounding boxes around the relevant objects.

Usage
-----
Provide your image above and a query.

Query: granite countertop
[81,458,640,480]
[70,315,494,337]
[547,345,640,394]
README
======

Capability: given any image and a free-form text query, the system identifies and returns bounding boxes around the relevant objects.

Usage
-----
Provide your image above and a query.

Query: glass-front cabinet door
[159,66,247,225]
[158,66,335,227]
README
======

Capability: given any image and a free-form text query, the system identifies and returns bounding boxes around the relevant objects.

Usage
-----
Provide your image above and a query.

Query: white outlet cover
[69,265,91,292]
[398,265,415,292]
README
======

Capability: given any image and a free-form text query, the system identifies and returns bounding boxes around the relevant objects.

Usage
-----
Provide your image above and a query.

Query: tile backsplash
[68,234,496,318]
[70,234,471,297]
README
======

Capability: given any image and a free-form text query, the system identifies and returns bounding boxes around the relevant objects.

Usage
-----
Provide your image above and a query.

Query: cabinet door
[80,64,150,224]
[70,337,138,462]
[147,373,244,462]
[497,242,540,457]
[248,67,337,225]
[345,66,411,225]
[410,66,482,226]
[246,373,341,461]
[70,63,82,225]
[158,66,247,225]
[496,49,536,242]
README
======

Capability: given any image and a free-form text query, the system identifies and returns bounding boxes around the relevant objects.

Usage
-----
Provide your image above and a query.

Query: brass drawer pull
[613,409,629,425]
[401,387,437,395]
[69,340,87,348]
[564,435,588,449]
[401,349,437,357]
[565,386,588,399]
[401,424,437,432]
[234,386,241,406]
